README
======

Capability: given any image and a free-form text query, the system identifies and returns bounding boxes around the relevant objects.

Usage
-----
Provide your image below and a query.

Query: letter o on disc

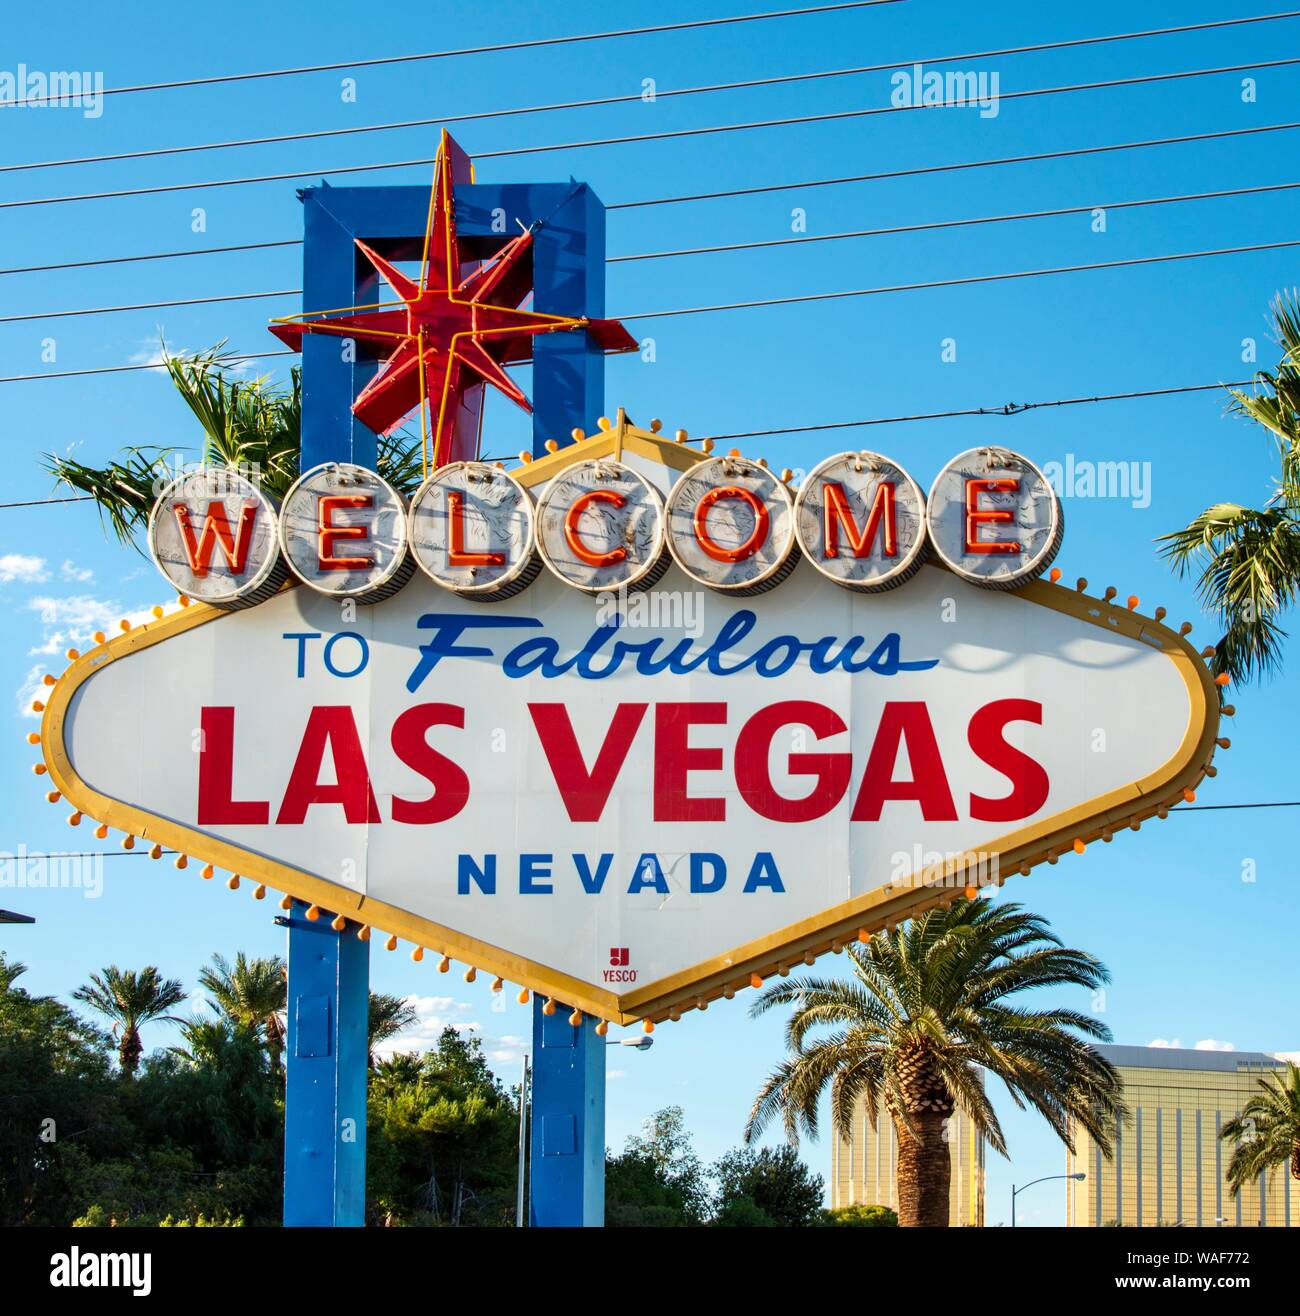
[408,462,541,601]
[279,462,415,603]
[148,468,286,609]
[666,455,798,595]
[535,458,668,594]
[794,451,927,592]
[925,446,1063,589]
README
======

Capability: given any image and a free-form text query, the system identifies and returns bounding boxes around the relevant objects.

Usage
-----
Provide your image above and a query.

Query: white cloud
[607,1068,627,1081]
[1194,1039,1235,1052]
[370,993,480,1061]
[1148,1038,1183,1049]
[25,594,155,656]
[1269,1051,1300,1064]
[487,1033,528,1068]
[0,553,49,584]
[15,666,46,720]
[60,560,93,583]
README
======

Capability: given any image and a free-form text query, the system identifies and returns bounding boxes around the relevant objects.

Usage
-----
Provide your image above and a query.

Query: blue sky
[1,0,1297,1225]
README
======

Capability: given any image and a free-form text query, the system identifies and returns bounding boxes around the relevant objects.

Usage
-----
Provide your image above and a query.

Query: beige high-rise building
[832,1092,985,1226]
[1066,1044,1299,1228]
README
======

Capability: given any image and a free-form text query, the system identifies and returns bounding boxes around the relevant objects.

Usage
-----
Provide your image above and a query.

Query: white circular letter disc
[794,451,927,592]
[148,468,285,608]
[535,459,668,594]
[925,447,1062,589]
[408,462,540,600]
[666,455,797,594]
[278,462,414,602]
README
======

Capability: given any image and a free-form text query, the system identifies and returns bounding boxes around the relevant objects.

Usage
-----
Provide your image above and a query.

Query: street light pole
[1011,1172,1086,1226]
[515,1054,530,1228]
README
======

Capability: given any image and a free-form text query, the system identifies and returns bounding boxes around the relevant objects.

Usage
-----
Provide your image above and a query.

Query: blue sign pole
[530,1000,607,1226]
[284,166,610,1227]
[282,901,369,1226]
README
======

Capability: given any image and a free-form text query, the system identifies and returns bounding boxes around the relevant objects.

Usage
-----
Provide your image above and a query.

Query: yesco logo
[50,1247,151,1296]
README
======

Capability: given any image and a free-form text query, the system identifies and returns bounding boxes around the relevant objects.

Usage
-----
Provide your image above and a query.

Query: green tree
[0,954,119,1226]
[711,1144,824,1227]
[1220,1061,1300,1196]
[606,1106,710,1227]
[822,1203,898,1227]
[745,899,1127,1228]
[368,992,418,1067]
[72,966,186,1076]
[44,346,424,546]
[1160,291,1300,681]
[366,1028,517,1225]
[198,952,286,1070]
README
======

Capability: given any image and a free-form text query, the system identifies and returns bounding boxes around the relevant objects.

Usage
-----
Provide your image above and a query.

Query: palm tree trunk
[894,1111,951,1227]
[119,1027,142,1076]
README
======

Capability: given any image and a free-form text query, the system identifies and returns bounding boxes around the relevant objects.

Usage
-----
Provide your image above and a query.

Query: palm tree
[72,965,187,1075]
[1159,291,1300,681]
[44,344,425,544]
[198,952,287,1071]
[1220,1061,1300,1195]
[744,898,1127,1227]
[368,992,418,1067]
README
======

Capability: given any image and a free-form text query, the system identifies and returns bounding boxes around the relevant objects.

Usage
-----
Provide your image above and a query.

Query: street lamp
[1011,1172,1085,1227]
[610,1035,654,1050]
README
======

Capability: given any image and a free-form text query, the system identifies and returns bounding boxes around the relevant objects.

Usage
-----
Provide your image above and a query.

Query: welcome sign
[37,417,1221,1025]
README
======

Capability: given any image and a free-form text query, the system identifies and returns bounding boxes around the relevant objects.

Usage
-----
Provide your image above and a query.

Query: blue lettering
[520,853,553,894]
[573,852,613,894]
[690,853,726,893]
[628,853,669,894]
[458,854,496,895]
[743,852,785,893]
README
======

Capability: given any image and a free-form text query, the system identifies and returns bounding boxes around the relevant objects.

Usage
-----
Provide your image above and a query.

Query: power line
[696,380,1254,442]
[0,380,1258,505]
[0,288,299,326]
[10,180,1297,326]
[7,11,1298,176]
[606,119,1300,210]
[0,1,904,106]
[1,238,1295,377]
[615,238,1300,321]
[10,120,1300,280]
[611,181,1300,262]
[0,351,295,384]
[6,56,1300,212]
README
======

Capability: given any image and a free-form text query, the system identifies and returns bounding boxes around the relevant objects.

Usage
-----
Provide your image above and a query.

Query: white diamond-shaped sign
[40,419,1221,1024]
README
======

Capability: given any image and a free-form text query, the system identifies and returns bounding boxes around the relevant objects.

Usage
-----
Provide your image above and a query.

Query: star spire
[271,130,636,469]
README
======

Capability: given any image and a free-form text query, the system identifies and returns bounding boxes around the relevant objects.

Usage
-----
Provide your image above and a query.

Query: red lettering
[564,490,627,568]
[823,480,896,559]
[447,491,505,568]
[173,501,259,577]
[851,702,957,821]
[654,703,727,821]
[391,704,470,824]
[197,707,269,824]
[318,494,373,570]
[529,703,647,822]
[735,701,851,822]
[964,478,1021,555]
[276,706,381,824]
[967,698,1049,821]
[693,486,769,563]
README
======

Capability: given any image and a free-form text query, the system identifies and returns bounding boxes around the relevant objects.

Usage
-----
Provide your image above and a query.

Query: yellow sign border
[38,418,1223,1026]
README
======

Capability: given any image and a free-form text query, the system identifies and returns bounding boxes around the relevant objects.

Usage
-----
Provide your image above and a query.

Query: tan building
[832,1093,985,1226]
[1066,1044,1298,1227]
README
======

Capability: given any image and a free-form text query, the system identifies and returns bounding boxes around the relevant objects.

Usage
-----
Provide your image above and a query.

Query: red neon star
[270,130,636,468]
